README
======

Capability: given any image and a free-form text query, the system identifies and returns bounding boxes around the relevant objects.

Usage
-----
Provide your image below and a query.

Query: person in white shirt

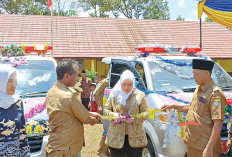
[89,83,97,112]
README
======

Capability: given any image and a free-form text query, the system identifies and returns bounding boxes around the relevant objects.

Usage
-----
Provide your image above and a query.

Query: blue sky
[167,0,207,21]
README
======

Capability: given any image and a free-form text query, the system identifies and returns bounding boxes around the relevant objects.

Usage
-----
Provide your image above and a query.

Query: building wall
[215,59,232,76]
[55,58,109,80]
[78,59,109,79]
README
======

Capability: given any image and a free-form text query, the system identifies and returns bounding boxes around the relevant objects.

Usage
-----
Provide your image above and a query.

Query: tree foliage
[77,0,170,19]
[0,0,170,19]
[176,15,185,21]
[205,16,213,22]
[0,0,50,15]
[0,0,78,16]
[85,70,97,82]
[76,0,112,18]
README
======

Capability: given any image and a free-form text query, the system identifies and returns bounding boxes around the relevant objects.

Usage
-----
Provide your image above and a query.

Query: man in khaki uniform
[93,78,110,157]
[162,59,225,157]
[94,77,109,115]
[46,59,101,157]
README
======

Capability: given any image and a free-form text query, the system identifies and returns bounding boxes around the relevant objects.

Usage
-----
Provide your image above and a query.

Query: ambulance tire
[142,137,156,157]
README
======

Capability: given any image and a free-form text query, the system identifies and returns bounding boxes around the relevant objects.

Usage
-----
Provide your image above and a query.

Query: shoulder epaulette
[67,87,78,94]
[73,86,83,92]
[73,82,83,92]
[100,77,109,83]
[212,85,219,92]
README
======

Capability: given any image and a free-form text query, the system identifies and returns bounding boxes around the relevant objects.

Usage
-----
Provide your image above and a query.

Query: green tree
[77,0,170,19]
[176,15,185,21]
[0,0,50,15]
[205,16,213,22]
[0,0,78,16]
[85,70,97,82]
[76,0,113,18]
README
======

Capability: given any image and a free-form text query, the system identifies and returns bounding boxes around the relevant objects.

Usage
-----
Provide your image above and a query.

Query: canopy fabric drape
[198,0,232,28]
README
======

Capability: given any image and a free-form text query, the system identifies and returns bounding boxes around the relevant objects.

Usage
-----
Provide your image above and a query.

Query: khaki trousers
[188,146,222,157]
[97,133,110,155]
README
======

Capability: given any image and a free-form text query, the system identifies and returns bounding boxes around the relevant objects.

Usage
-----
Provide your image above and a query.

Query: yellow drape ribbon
[102,108,186,138]
[198,0,232,28]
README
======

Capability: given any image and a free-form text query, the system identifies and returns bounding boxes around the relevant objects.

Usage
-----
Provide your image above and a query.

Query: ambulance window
[110,63,130,87]
[135,62,147,88]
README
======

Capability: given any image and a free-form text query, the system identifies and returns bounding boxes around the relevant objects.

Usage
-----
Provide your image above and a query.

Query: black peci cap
[192,59,214,73]
[81,70,86,73]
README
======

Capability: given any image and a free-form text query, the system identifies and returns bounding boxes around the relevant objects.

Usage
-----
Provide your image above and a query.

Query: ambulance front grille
[28,136,43,153]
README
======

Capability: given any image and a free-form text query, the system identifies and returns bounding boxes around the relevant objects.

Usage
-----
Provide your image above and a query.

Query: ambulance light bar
[135,44,201,54]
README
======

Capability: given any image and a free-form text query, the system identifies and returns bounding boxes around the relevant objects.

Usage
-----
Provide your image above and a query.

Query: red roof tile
[0,14,232,59]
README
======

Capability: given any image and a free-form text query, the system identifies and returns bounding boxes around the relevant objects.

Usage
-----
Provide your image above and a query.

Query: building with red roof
[0,14,232,76]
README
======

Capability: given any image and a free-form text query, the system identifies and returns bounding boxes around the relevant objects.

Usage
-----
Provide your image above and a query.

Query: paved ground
[81,124,103,157]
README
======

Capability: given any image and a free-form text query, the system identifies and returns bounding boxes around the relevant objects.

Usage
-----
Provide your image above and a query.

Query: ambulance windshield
[149,59,232,93]
[15,60,57,96]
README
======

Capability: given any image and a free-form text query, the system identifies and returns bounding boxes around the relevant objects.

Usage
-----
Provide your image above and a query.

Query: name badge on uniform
[214,99,221,107]
[199,96,206,104]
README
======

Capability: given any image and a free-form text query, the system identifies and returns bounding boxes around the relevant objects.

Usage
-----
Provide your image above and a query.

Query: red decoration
[47,0,52,8]
[226,98,232,105]
[0,44,52,56]
[178,122,200,126]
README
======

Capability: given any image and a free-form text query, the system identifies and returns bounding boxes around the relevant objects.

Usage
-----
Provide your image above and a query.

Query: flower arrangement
[102,112,149,123]
[1,44,26,56]
[225,98,232,131]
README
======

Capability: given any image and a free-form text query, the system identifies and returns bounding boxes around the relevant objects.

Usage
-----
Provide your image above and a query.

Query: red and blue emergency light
[135,44,202,54]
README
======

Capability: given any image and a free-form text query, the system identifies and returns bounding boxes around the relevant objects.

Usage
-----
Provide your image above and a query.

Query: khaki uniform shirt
[93,78,109,107]
[104,89,149,149]
[184,80,225,151]
[46,82,89,155]
[73,82,83,101]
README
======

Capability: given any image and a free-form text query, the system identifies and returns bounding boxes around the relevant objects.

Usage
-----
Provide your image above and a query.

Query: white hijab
[0,64,19,109]
[109,70,135,106]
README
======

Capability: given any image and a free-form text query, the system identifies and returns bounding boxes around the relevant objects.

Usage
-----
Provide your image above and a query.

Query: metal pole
[50,7,54,57]
[200,18,202,49]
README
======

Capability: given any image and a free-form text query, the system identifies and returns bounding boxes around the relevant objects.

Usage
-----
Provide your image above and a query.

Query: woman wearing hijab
[104,70,149,157]
[0,64,30,156]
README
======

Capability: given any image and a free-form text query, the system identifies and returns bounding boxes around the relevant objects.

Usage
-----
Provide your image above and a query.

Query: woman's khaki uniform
[104,88,149,149]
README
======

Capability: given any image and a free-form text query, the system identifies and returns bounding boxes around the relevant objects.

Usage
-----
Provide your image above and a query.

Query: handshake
[85,112,102,126]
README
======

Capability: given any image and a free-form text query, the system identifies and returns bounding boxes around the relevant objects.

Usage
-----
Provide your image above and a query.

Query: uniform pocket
[196,102,210,117]
[128,123,147,147]
[106,122,125,149]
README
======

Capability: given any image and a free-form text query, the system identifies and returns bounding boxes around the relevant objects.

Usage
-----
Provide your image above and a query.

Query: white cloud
[191,10,198,16]
[185,18,195,21]
[190,9,198,21]
[178,0,187,7]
